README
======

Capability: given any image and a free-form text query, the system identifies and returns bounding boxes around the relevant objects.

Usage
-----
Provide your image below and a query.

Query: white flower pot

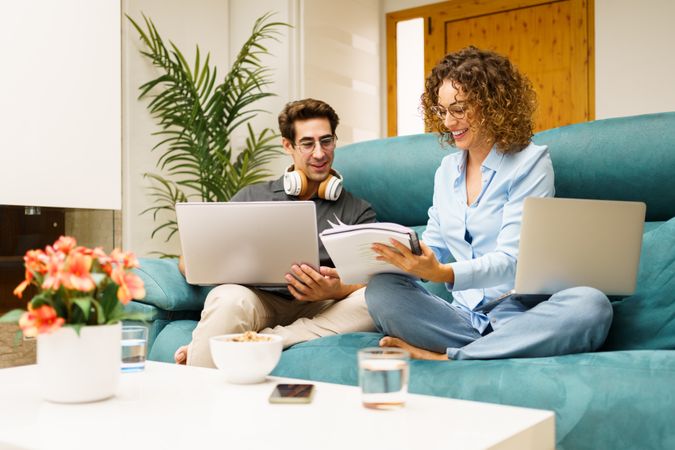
[37,322,121,403]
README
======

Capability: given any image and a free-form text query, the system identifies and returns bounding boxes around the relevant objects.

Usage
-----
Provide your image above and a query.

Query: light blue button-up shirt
[422,142,555,333]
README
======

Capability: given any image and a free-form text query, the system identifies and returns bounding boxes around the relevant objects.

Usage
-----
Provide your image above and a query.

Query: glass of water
[121,326,148,372]
[358,347,410,410]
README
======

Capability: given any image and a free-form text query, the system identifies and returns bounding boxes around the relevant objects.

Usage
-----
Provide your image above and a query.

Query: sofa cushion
[334,134,448,225]
[147,319,198,362]
[643,221,665,234]
[534,112,675,222]
[134,258,214,311]
[603,217,675,350]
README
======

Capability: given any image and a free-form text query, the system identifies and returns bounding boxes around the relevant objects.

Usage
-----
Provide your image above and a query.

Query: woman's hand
[286,264,361,301]
[371,240,454,284]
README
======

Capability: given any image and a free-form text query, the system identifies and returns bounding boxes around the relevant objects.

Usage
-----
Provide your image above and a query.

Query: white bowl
[209,333,283,384]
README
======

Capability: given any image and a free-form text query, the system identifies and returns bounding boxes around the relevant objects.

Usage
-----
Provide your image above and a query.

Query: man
[175,98,377,367]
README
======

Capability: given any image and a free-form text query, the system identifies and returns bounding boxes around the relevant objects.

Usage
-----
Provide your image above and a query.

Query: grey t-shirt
[231,176,377,268]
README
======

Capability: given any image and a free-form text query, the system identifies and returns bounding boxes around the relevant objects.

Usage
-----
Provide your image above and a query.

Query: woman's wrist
[431,264,454,284]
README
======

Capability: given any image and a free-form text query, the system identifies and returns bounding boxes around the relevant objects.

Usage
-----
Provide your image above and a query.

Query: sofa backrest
[535,112,675,222]
[334,112,675,224]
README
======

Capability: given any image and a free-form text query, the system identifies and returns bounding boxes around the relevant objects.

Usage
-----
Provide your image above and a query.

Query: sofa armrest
[133,258,213,311]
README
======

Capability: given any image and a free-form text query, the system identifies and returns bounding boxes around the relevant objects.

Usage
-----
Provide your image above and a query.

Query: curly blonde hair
[421,46,537,154]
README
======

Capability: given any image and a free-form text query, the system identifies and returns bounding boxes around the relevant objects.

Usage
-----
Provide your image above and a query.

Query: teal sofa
[131,112,675,450]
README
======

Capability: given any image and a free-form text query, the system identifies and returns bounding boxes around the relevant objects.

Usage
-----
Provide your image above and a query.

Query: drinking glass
[358,347,409,410]
[121,326,148,372]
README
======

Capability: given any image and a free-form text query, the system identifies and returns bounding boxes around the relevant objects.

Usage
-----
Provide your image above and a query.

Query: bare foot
[379,336,448,361]
[174,345,189,365]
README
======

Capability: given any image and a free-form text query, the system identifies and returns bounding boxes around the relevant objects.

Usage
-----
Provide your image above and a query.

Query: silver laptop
[175,201,319,286]
[477,197,646,312]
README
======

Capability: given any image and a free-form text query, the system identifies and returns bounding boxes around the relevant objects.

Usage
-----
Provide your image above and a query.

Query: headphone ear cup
[318,173,343,201]
[296,170,308,197]
[284,168,308,197]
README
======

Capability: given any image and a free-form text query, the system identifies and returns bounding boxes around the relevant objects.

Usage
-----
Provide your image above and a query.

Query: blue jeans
[365,273,613,360]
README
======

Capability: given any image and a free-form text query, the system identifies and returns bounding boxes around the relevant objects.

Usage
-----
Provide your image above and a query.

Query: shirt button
[491,318,497,323]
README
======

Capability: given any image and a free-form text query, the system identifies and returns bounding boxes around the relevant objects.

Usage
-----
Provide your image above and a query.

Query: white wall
[1,0,121,210]
[383,0,434,13]
[594,0,675,119]
[302,0,382,144]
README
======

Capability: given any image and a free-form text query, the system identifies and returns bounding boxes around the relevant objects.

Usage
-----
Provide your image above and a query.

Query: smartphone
[409,230,422,255]
[269,383,315,404]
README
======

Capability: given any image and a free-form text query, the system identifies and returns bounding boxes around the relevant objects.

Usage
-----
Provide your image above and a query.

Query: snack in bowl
[228,331,272,342]
[209,332,282,384]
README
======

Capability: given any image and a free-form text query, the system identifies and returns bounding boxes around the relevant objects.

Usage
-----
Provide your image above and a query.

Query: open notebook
[320,219,421,285]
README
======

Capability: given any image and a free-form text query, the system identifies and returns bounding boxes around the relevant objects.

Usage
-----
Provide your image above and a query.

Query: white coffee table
[0,361,554,450]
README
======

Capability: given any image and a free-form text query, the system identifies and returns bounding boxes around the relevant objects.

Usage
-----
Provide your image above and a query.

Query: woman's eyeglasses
[430,103,466,120]
[293,135,337,154]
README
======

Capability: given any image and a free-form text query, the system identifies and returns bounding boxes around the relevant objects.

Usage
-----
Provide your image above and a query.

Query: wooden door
[387,0,594,135]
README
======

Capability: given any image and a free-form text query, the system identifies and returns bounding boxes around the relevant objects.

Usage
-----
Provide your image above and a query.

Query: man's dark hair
[278,98,340,142]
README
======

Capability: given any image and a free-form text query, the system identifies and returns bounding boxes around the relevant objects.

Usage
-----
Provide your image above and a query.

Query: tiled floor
[0,323,35,368]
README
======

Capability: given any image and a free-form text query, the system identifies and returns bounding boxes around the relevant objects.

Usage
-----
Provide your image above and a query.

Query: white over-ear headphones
[283,165,343,201]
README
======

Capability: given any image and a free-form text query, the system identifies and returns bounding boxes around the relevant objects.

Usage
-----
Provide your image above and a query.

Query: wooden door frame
[386,0,595,136]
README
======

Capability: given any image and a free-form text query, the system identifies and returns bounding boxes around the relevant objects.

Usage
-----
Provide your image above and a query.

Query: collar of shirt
[482,146,505,172]
[451,146,503,207]
[454,145,504,175]
[271,177,287,194]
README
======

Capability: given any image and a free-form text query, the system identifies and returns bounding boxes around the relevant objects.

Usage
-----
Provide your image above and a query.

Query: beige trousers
[186,285,374,368]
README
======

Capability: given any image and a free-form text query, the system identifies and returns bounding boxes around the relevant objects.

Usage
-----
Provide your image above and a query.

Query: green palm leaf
[128,12,287,251]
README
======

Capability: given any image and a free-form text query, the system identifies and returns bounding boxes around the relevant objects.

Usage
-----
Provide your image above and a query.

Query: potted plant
[127,13,288,253]
[1,236,147,403]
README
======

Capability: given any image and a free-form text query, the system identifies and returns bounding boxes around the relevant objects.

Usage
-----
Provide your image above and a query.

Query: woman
[366,47,612,360]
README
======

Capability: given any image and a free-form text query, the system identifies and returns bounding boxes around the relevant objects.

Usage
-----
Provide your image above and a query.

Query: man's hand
[371,240,454,284]
[285,264,360,301]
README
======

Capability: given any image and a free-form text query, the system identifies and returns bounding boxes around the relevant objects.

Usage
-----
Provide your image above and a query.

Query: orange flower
[63,251,95,292]
[13,275,31,299]
[0,236,150,333]
[52,236,77,254]
[111,267,145,304]
[24,249,48,275]
[90,247,113,275]
[110,249,140,269]
[41,252,66,291]
[18,304,65,338]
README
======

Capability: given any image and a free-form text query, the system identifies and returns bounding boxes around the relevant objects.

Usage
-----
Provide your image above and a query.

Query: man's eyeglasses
[430,102,466,120]
[293,135,337,154]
